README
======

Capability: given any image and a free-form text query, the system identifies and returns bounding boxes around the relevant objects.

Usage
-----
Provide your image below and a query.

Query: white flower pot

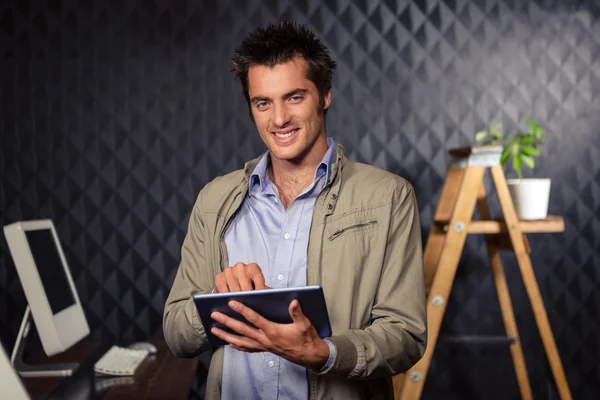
[506,179,551,220]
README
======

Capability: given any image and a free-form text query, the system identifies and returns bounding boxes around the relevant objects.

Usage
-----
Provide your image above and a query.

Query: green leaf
[475,130,488,142]
[536,126,546,139]
[529,122,540,133]
[500,148,511,165]
[520,136,537,144]
[524,117,546,139]
[513,153,522,179]
[521,154,535,169]
[511,140,520,154]
[521,146,540,156]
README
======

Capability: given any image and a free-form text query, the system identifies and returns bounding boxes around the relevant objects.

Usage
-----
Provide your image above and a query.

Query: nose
[272,103,291,128]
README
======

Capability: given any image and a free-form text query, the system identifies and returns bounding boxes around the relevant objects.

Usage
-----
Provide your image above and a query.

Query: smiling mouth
[273,129,299,138]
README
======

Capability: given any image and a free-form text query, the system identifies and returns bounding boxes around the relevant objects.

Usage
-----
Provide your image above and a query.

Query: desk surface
[23,337,199,400]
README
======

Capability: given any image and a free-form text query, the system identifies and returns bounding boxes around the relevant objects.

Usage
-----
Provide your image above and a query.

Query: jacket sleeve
[324,182,427,379]
[163,191,214,357]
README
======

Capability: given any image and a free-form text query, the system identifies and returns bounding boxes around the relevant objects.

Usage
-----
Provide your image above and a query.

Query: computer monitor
[0,343,30,400]
[3,219,90,376]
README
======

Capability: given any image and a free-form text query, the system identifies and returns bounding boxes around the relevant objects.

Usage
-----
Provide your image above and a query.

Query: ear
[323,91,331,110]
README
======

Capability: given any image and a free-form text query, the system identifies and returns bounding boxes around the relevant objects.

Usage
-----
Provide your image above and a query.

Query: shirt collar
[249,137,337,197]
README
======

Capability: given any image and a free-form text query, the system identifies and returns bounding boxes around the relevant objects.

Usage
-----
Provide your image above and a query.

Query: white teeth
[275,129,297,138]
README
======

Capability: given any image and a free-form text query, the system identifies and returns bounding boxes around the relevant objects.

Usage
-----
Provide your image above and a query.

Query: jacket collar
[243,143,347,186]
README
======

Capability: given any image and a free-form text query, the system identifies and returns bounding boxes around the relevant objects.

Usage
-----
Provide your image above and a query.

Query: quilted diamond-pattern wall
[1,0,599,399]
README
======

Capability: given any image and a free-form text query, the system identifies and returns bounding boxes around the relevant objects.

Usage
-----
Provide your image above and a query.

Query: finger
[251,273,267,290]
[247,264,267,289]
[234,267,254,292]
[224,269,242,292]
[214,274,229,293]
[288,300,310,327]
[228,341,264,353]
[230,343,245,352]
[212,310,263,342]
[229,300,271,332]
[211,327,265,351]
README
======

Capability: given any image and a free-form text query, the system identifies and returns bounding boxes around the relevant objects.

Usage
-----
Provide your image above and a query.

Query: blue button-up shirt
[221,138,336,400]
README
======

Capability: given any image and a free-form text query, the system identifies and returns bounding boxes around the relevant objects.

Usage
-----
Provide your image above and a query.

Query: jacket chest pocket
[328,219,378,241]
[325,209,381,245]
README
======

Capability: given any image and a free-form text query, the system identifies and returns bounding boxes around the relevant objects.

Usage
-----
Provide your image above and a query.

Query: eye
[256,101,270,111]
[289,95,303,103]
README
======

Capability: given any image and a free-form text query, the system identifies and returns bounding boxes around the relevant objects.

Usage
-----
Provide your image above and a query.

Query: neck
[268,136,329,208]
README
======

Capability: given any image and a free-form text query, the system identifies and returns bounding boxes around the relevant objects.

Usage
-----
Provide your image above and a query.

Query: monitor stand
[11,306,79,378]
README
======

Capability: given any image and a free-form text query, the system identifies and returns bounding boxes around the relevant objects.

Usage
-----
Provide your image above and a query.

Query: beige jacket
[163,145,427,400]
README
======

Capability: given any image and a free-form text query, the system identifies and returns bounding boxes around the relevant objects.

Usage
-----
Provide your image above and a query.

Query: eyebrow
[250,88,308,104]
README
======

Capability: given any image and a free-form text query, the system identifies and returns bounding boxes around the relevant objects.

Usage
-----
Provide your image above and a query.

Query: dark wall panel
[1,1,598,399]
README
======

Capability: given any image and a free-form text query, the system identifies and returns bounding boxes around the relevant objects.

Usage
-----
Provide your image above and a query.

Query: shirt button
[274,198,278,203]
[268,360,275,367]
[277,274,284,281]
[284,233,291,239]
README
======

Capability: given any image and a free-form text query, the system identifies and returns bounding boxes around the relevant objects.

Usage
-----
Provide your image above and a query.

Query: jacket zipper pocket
[328,220,377,241]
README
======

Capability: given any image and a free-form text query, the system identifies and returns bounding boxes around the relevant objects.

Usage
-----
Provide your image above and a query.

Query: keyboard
[94,346,149,376]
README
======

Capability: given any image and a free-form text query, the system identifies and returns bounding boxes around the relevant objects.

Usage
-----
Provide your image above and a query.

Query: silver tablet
[193,285,332,347]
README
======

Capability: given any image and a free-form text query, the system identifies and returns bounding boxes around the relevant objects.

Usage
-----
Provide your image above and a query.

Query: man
[163,21,426,400]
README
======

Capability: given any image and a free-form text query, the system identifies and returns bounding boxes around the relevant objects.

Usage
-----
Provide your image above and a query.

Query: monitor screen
[24,229,76,315]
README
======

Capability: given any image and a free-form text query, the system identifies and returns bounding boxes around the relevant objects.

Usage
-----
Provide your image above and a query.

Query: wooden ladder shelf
[393,147,572,400]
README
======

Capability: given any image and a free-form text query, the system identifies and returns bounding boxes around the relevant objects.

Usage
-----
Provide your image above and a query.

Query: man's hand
[210,299,330,370]
[214,262,267,292]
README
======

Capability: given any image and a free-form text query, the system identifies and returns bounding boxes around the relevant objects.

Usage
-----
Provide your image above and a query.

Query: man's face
[247,57,331,165]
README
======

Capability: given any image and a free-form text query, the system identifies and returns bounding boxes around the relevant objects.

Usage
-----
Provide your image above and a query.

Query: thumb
[289,300,305,324]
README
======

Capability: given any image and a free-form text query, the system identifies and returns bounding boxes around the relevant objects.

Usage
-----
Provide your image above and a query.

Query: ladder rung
[439,335,517,345]
[435,216,564,234]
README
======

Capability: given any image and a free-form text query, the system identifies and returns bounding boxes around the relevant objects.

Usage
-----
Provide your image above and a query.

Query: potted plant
[475,118,550,220]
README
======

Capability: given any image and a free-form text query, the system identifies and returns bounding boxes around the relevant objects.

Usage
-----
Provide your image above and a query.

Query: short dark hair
[231,21,336,115]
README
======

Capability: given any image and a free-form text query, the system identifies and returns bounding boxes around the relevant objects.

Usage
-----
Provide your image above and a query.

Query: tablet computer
[193,285,332,347]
